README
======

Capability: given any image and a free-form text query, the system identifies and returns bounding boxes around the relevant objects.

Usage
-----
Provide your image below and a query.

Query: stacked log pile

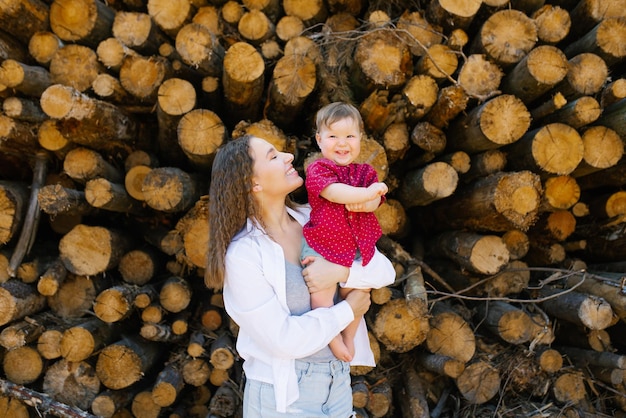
[0,0,626,416]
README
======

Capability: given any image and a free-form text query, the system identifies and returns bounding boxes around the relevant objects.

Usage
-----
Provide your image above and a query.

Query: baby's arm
[345,195,382,213]
[321,182,388,205]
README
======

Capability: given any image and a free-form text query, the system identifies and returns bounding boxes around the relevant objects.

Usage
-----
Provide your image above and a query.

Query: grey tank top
[285,261,335,362]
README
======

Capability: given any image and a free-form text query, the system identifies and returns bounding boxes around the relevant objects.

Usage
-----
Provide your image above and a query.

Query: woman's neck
[259,201,302,264]
[261,204,293,235]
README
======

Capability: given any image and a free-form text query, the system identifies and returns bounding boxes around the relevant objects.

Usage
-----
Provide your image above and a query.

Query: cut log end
[480,95,530,145]
[96,345,143,390]
[494,171,542,219]
[455,361,501,405]
[371,298,430,353]
[471,235,510,275]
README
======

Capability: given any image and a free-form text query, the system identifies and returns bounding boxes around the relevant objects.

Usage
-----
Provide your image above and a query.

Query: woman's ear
[252,183,262,192]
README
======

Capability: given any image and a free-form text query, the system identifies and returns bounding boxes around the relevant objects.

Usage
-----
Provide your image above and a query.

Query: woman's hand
[344,289,371,317]
[302,256,349,293]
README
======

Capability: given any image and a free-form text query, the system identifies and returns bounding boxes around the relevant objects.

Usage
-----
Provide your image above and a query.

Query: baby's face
[316,117,361,166]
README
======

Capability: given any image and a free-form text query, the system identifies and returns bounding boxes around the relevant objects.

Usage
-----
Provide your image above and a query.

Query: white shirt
[223,205,395,412]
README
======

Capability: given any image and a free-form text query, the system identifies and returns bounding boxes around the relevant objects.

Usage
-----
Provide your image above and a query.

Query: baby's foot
[329,335,353,362]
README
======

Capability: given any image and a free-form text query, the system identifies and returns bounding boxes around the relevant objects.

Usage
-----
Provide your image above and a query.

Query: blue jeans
[243,359,355,417]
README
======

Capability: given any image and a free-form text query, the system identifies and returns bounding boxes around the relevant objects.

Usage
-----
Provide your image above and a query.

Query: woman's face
[249,136,303,198]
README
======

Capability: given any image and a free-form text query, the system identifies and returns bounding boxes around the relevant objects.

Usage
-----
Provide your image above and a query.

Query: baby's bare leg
[338,288,363,359]
[311,287,353,361]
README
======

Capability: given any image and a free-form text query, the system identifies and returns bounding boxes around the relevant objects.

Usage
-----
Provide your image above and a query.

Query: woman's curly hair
[205,135,260,289]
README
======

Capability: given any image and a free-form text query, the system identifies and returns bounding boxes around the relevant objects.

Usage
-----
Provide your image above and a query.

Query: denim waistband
[294,359,350,375]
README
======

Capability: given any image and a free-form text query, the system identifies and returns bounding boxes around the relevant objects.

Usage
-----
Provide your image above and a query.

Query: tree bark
[429,230,510,275]
[429,170,542,232]
[398,162,458,208]
[426,0,481,32]
[424,84,469,129]
[93,283,140,323]
[475,301,534,345]
[537,287,614,330]
[0,280,46,327]
[42,358,100,411]
[0,115,40,156]
[3,97,47,123]
[141,167,202,213]
[91,386,142,418]
[174,22,224,77]
[60,317,121,362]
[40,84,137,153]
[446,94,531,153]
[402,75,438,124]
[564,17,626,67]
[351,28,412,100]
[112,11,169,56]
[397,359,430,418]
[119,53,172,104]
[0,310,53,350]
[500,45,569,103]
[222,41,264,126]
[151,361,185,407]
[597,98,626,139]
[0,0,49,42]
[0,377,97,418]
[415,44,458,83]
[0,59,52,97]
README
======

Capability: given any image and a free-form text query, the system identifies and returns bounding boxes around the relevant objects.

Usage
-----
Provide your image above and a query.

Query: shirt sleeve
[306,160,340,197]
[342,247,395,289]
[223,239,355,359]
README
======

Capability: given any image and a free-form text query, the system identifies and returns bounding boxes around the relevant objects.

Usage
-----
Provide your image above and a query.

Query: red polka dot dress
[303,158,384,267]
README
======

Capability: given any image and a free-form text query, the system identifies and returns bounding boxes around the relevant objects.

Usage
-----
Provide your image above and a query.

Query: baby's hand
[346,195,382,212]
[367,182,388,199]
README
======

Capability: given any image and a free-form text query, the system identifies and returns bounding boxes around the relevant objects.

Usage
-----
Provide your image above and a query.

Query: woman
[205,135,395,417]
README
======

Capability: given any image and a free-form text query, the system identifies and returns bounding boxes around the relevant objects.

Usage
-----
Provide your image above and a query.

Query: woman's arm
[303,248,395,292]
[321,182,387,205]
[223,241,357,359]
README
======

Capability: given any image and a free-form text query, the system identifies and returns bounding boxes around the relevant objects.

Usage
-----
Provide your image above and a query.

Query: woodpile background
[0,0,626,416]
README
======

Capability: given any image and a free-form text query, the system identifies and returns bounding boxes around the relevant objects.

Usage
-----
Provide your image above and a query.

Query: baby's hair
[315,102,364,134]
